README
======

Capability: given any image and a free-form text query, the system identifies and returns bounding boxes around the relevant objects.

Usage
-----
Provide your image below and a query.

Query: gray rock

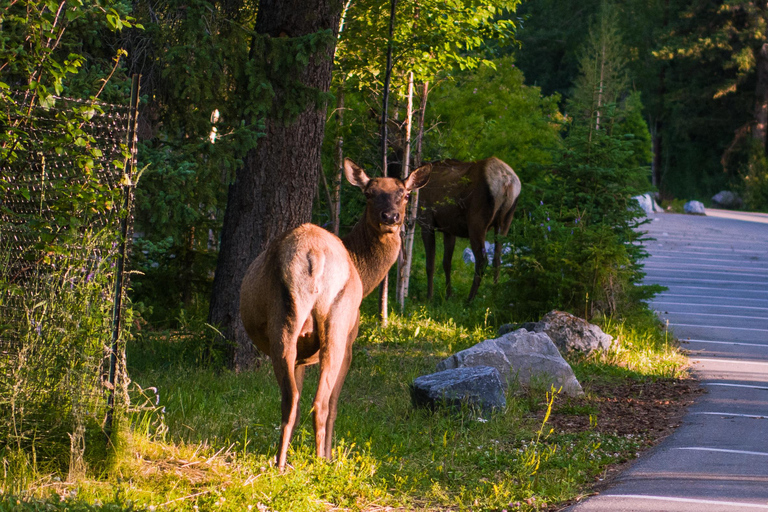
[436,329,583,397]
[498,322,536,336]
[462,247,477,265]
[683,200,706,215]
[498,323,515,336]
[411,366,506,413]
[711,190,742,209]
[531,310,614,355]
[633,193,663,216]
[462,241,511,265]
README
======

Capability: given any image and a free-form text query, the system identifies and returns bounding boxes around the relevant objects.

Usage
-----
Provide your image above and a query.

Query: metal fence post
[106,74,140,440]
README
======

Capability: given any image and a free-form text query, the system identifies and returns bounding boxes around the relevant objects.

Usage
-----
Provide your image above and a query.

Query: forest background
[0,0,765,508]
[122,0,768,331]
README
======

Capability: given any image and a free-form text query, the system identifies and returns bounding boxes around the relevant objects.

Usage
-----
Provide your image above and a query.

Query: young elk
[418,157,521,302]
[239,158,431,469]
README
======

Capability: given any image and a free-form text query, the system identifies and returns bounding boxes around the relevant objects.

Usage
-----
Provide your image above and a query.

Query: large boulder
[683,200,706,215]
[533,310,614,355]
[411,366,506,414]
[498,310,614,356]
[436,329,583,397]
[633,193,663,215]
[711,190,742,209]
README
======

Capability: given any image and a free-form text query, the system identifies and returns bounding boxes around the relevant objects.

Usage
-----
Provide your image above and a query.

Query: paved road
[568,210,768,512]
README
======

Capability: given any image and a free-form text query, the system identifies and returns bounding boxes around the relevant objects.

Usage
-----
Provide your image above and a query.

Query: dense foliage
[0,0,138,484]
[3,0,734,499]
[516,0,768,208]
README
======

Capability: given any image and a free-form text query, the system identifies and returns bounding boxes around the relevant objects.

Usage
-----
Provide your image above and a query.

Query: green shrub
[0,230,130,486]
[741,138,768,211]
[503,105,660,320]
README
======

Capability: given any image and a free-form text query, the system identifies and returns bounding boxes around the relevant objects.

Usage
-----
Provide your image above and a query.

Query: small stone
[711,191,742,209]
[683,200,706,215]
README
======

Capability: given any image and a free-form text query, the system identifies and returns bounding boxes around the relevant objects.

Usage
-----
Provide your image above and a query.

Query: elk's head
[344,159,431,234]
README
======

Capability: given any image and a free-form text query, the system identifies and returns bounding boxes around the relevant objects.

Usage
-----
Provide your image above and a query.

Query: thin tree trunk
[208,0,343,370]
[652,120,663,189]
[333,85,344,235]
[378,0,397,327]
[653,0,669,191]
[399,79,428,306]
[396,72,414,310]
[596,39,605,132]
[753,39,768,152]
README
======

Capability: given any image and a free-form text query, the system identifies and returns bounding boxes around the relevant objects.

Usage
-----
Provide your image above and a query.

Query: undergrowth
[1,275,688,511]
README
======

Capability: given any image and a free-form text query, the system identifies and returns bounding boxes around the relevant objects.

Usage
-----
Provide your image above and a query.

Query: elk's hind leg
[323,314,359,459]
[493,227,503,284]
[270,318,306,469]
[313,292,360,460]
[467,226,489,302]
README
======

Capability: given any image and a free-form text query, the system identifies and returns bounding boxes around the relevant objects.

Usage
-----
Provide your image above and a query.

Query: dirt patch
[545,377,705,510]
[549,377,704,438]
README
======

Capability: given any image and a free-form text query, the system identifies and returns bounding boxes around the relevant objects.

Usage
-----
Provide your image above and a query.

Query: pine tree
[570,1,628,135]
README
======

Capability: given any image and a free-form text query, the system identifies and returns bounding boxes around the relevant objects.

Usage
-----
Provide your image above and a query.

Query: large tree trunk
[209,0,343,370]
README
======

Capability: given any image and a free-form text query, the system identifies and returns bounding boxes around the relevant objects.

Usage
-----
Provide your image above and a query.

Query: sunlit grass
[3,294,690,511]
[2,238,692,511]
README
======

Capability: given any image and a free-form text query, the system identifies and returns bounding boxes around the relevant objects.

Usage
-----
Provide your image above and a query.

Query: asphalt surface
[567,209,768,512]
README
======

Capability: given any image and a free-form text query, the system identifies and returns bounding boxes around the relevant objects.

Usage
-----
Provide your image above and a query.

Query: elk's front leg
[422,226,437,300]
[442,232,456,298]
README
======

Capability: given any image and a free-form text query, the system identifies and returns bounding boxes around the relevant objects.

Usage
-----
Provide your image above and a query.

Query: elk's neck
[342,220,401,298]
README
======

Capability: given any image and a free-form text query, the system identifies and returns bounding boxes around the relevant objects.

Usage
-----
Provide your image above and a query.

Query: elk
[239,158,431,469]
[418,157,521,302]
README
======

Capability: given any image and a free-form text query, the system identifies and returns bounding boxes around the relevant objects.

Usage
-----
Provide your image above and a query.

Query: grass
[1,238,691,511]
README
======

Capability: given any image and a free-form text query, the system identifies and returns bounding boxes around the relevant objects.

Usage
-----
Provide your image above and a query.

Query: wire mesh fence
[0,77,139,479]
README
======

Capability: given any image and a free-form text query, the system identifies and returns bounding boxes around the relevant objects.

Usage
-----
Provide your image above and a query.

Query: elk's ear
[404,163,432,191]
[343,158,370,189]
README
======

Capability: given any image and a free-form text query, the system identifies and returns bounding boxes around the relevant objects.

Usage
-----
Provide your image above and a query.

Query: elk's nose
[380,211,400,224]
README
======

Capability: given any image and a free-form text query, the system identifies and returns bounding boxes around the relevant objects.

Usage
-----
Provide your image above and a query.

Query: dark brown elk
[418,157,521,302]
[239,159,431,469]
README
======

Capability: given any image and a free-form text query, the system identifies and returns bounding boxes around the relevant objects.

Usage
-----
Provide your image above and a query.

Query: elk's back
[239,224,362,358]
[419,157,520,235]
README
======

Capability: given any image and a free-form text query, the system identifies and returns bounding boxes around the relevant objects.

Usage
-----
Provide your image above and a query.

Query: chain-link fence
[0,76,139,479]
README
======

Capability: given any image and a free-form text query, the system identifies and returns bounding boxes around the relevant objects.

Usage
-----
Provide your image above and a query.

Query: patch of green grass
[660,198,687,213]
[573,308,687,385]
[3,296,689,511]
[2,236,691,510]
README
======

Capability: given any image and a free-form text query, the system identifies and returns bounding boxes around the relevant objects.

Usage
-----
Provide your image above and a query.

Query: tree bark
[396,72,414,310]
[403,81,429,300]
[209,0,343,370]
[378,0,398,327]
